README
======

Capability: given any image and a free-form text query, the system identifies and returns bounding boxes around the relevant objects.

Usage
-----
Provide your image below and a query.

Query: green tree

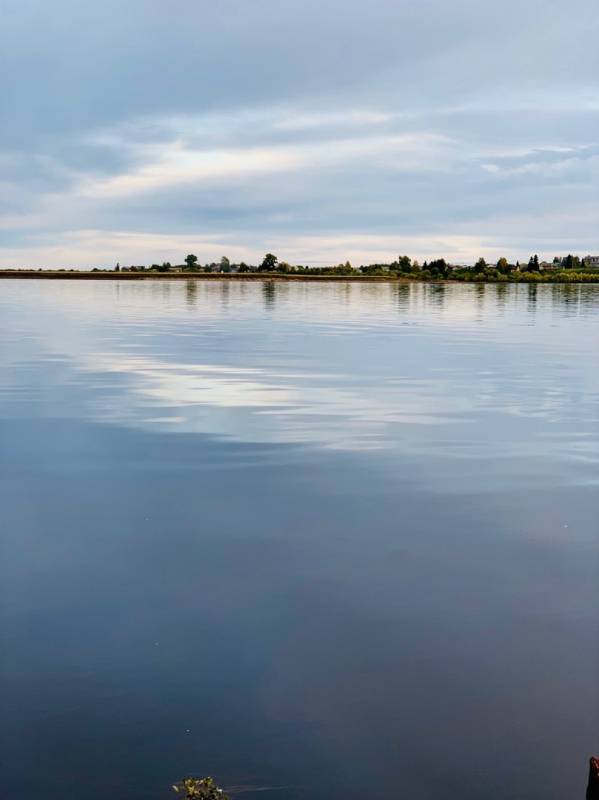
[185,254,198,270]
[474,257,487,273]
[259,253,278,272]
[398,255,412,273]
[496,257,509,272]
[429,258,449,277]
[115,262,120,272]
[220,256,231,273]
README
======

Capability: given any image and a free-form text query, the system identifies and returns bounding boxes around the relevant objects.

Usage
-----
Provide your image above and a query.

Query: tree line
[101,252,599,282]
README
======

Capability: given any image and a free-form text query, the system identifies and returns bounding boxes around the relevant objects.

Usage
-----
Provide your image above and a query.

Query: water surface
[1,280,598,799]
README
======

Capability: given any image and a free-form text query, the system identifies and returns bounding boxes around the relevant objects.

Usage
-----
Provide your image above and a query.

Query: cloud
[1,0,599,266]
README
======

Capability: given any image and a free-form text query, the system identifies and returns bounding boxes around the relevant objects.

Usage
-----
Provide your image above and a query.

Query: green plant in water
[172,777,229,799]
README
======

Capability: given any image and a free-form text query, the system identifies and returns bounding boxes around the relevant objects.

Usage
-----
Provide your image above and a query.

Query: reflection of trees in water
[471,283,486,320]
[139,277,599,321]
[262,280,276,308]
[185,280,197,306]
[219,280,231,308]
[494,282,508,312]
[551,283,581,315]
[339,281,352,306]
[527,282,538,311]
[149,281,171,303]
[394,282,411,313]
[577,284,599,313]
[403,279,599,319]
[526,282,597,316]
[237,280,249,301]
[427,283,446,308]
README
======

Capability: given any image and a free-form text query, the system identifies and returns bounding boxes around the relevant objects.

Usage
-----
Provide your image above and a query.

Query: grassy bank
[1,270,405,282]
[2,269,599,283]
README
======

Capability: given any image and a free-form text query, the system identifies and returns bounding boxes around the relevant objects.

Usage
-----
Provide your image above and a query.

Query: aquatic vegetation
[172,777,229,799]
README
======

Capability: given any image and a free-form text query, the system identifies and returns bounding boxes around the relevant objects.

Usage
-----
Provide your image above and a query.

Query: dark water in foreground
[1,280,598,800]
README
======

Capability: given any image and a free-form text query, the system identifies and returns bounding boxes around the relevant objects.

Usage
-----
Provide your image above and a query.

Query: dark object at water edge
[587,758,599,800]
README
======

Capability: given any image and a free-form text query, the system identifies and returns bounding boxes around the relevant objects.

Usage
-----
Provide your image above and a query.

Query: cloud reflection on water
[74,354,469,451]
[1,280,598,476]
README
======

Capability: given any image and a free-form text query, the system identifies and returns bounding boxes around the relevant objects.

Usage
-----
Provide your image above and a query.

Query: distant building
[584,255,599,268]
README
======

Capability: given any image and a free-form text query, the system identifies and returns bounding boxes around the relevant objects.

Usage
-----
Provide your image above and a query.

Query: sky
[2,0,599,268]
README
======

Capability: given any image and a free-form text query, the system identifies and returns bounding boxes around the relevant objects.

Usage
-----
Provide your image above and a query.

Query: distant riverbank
[0,270,402,282]
[2,270,599,284]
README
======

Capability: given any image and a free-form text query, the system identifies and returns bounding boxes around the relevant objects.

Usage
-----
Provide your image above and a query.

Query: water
[1,279,598,800]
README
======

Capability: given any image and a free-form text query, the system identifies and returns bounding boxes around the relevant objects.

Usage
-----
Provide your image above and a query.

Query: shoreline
[0,271,405,282]
[2,271,599,284]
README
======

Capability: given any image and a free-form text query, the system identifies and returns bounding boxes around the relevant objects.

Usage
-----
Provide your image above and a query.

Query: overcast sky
[2,0,599,267]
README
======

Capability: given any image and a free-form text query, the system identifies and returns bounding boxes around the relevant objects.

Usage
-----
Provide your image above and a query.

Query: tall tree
[398,255,412,272]
[259,253,278,272]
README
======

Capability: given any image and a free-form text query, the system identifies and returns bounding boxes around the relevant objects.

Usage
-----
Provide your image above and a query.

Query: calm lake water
[1,279,598,800]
